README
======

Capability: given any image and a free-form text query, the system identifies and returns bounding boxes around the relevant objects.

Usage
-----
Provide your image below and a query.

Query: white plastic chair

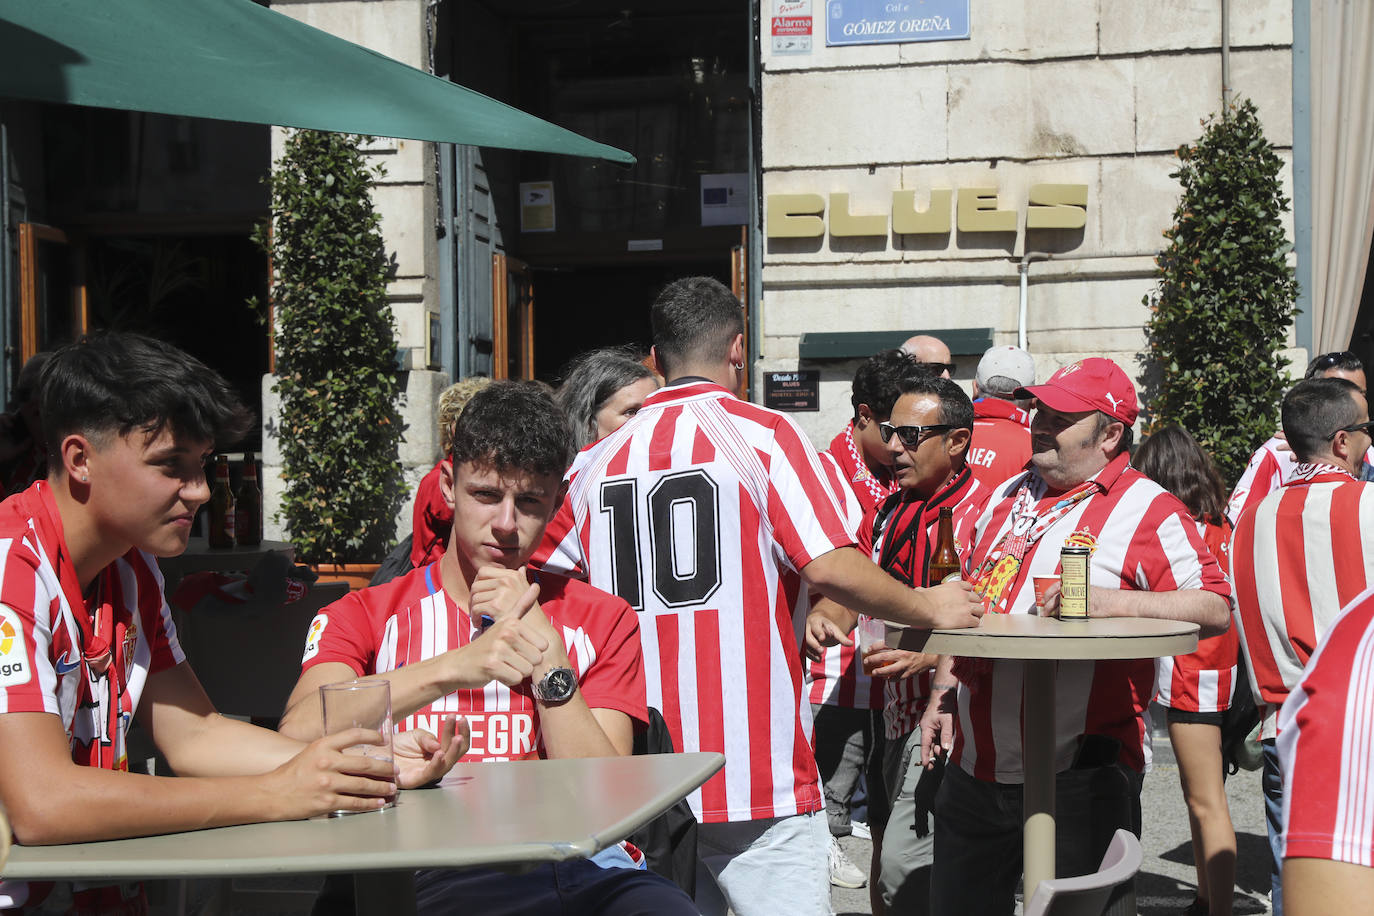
[1023,829,1143,916]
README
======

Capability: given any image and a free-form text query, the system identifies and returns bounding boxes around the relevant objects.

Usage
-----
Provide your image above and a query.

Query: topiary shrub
[253,130,405,564]
[1141,98,1298,485]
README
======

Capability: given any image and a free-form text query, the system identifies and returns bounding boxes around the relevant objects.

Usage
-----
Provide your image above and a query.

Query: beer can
[1059,546,1091,619]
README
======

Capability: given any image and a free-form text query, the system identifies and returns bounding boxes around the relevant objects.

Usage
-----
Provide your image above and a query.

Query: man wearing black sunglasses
[810,348,923,892]
[1228,351,1374,524]
[901,334,955,379]
[1231,375,1374,915]
[806,374,991,913]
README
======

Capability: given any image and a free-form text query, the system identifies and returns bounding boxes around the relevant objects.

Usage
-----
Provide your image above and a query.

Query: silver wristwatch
[532,667,577,703]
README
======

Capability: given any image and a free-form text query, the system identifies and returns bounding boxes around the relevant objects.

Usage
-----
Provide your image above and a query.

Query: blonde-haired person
[370,377,493,587]
[438,377,493,455]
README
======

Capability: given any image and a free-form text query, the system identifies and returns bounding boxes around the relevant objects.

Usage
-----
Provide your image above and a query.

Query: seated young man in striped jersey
[280,380,696,916]
[0,332,462,914]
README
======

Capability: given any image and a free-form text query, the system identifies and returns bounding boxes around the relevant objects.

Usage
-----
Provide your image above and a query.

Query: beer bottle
[928,506,961,584]
[208,454,236,548]
[235,451,262,547]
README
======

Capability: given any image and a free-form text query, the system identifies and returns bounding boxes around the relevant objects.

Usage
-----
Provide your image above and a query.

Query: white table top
[886,613,1199,660]
[3,753,724,881]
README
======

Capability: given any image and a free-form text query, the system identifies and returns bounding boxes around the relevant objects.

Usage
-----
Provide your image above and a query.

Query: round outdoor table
[887,614,1199,901]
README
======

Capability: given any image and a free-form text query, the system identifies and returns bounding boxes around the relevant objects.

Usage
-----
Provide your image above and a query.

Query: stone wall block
[948,59,1136,161]
[273,0,425,69]
[762,69,948,169]
[370,183,427,281]
[1098,155,1184,256]
[398,368,447,469]
[1100,0,1290,55]
[1231,49,1294,147]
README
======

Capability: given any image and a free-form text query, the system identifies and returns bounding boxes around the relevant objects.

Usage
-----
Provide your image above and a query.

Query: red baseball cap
[1014,357,1139,426]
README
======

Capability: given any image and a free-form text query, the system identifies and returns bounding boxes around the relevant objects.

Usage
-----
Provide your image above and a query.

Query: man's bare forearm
[1091,586,1230,637]
[801,547,937,627]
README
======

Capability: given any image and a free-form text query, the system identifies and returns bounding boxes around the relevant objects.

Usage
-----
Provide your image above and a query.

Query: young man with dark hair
[809,347,922,890]
[808,374,991,914]
[1227,350,1374,523]
[0,332,462,913]
[281,381,696,916]
[1231,375,1374,916]
[537,276,982,916]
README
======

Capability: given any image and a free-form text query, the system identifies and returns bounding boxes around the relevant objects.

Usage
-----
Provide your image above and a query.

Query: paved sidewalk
[830,738,1273,916]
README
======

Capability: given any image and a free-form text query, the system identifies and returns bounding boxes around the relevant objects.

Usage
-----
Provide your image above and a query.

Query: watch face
[540,667,577,701]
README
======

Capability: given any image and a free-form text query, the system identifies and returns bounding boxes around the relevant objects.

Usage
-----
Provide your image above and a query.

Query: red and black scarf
[872,467,976,587]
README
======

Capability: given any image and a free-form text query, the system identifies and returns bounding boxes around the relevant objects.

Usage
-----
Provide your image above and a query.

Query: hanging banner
[825,0,970,46]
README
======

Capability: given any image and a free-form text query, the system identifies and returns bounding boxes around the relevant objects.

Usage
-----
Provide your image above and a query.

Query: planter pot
[312,563,379,593]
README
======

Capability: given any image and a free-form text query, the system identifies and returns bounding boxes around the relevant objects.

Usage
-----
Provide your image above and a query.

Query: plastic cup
[856,616,889,674]
[320,679,394,814]
[1032,576,1060,615]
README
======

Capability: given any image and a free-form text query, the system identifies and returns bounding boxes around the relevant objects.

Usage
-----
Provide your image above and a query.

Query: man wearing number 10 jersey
[535,277,984,916]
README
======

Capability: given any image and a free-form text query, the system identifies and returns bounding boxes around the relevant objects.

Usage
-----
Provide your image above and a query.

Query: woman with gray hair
[555,346,659,451]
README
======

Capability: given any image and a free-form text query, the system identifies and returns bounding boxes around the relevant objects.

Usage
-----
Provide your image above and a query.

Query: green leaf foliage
[253,131,405,564]
[1141,99,1297,485]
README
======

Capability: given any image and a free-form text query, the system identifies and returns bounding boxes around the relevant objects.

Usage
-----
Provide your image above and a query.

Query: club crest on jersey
[122,619,139,678]
[852,465,874,484]
[302,614,328,662]
[0,606,31,686]
[1063,531,1097,553]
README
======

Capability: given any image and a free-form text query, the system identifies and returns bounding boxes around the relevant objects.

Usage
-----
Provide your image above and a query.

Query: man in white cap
[967,345,1036,489]
[900,335,954,379]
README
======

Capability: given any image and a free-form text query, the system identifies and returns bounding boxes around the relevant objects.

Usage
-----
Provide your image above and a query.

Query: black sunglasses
[1327,420,1374,440]
[878,422,956,448]
[1310,351,1360,372]
[915,361,957,376]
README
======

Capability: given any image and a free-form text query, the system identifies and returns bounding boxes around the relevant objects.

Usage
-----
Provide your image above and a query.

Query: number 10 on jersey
[599,470,723,611]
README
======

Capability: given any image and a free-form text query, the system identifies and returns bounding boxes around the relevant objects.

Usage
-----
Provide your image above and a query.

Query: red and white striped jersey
[1231,465,1374,739]
[968,399,1032,491]
[1226,436,1294,526]
[301,563,646,765]
[805,435,885,711]
[0,481,182,765]
[1227,436,1374,525]
[537,381,858,823]
[1278,584,1374,866]
[953,454,1232,783]
[1155,519,1239,713]
[860,470,989,739]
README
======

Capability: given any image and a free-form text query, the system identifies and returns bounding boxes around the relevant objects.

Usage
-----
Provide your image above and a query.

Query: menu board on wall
[764,371,821,411]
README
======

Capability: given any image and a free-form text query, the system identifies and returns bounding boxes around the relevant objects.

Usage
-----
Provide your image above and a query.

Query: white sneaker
[828,836,867,888]
[850,820,871,840]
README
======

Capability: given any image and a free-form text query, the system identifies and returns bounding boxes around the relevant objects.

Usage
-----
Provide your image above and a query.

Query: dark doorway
[533,260,730,383]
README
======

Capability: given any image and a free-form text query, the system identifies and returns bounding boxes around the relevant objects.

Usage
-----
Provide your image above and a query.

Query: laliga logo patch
[1063,531,1097,553]
[0,606,31,686]
[302,614,328,662]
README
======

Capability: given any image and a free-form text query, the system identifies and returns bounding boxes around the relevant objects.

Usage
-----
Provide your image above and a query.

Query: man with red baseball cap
[922,356,1232,915]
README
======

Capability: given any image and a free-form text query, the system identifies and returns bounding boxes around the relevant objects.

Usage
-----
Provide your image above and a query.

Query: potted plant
[1141,98,1298,484]
[254,130,406,587]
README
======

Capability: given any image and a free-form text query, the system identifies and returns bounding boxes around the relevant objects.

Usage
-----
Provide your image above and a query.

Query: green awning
[0,0,634,164]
